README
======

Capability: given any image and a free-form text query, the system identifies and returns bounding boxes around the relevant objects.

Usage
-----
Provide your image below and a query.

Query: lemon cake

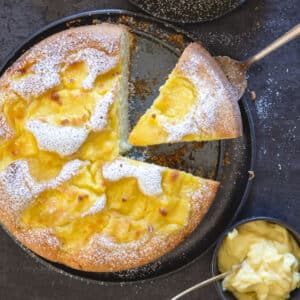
[0,23,219,272]
[129,42,243,146]
[0,25,220,272]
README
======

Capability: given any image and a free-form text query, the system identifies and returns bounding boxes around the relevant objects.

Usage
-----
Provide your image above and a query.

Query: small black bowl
[211,216,300,300]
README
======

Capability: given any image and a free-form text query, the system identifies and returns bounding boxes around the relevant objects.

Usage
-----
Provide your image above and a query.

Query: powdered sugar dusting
[64,48,118,90]
[0,159,85,212]
[11,56,61,100]
[81,194,106,217]
[159,45,239,142]
[191,188,203,202]
[45,159,85,190]
[7,25,122,100]
[18,228,60,248]
[26,83,116,156]
[190,181,215,210]
[103,158,164,196]
[85,235,147,267]
[88,86,116,131]
[0,112,13,140]
[26,120,88,156]
[80,233,164,269]
[0,160,36,210]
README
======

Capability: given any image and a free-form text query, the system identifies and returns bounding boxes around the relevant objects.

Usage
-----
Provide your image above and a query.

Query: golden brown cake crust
[176,42,243,139]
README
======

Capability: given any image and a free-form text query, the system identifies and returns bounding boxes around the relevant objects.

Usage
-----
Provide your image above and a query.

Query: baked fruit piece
[129,42,243,146]
[17,157,219,272]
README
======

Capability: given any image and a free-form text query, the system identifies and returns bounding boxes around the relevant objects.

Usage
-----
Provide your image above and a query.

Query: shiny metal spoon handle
[246,23,300,66]
[170,271,230,300]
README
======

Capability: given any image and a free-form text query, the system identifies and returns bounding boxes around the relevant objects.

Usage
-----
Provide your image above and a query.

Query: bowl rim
[211,216,300,300]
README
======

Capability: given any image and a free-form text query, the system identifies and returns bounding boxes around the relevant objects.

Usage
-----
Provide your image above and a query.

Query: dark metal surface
[129,0,246,23]
[211,216,300,300]
[0,0,299,299]
[0,10,254,283]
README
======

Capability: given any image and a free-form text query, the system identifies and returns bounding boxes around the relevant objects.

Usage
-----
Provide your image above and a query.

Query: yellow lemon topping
[129,73,198,145]
[0,41,197,251]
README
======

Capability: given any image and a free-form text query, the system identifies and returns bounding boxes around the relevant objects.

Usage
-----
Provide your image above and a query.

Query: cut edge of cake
[117,28,134,153]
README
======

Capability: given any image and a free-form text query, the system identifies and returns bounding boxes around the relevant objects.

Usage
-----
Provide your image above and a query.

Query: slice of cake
[129,42,243,146]
[17,157,219,272]
[0,25,220,273]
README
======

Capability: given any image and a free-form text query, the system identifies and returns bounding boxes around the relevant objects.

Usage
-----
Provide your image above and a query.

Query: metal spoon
[216,24,300,99]
[170,263,242,300]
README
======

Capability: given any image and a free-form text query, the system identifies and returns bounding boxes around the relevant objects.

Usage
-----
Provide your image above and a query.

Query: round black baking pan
[0,10,256,283]
[211,216,300,300]
[129,0,246,23]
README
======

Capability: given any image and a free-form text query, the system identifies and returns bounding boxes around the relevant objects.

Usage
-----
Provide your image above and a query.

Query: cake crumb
[132,78,152,101]
[248,170,255,180]
[249,90,256,101]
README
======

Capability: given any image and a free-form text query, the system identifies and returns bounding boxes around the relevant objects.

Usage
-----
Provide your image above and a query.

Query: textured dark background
[0,0,299,299]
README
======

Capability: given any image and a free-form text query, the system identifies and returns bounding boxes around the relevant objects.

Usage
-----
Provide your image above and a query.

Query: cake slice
[17,157,219,272]
[129,42,243,146]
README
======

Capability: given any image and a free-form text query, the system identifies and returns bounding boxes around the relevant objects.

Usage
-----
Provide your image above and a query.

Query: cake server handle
[170,263,242,300]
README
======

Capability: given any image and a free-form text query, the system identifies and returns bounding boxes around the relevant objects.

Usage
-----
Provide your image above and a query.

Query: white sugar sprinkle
[26,120,89,156]
[44,159,86,190]
[8,25,121,100]
[78,233,168,270]
[17,228,60,248]
[102,158,164,196]
[191,183,211,201]
[64,48,118,90]
[0,112,13,140]
[81,194,106,217]
[11,56,61,100]
[26,84,116,156]
[88,85,116,131]
[0,159,85,212]
[0,160,36,210]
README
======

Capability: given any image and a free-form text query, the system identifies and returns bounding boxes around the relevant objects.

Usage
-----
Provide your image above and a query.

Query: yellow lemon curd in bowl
[218,220,300,300]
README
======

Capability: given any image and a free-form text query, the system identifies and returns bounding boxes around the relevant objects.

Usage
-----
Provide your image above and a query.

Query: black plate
[0,10,255,283]
[129,0,246,23]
